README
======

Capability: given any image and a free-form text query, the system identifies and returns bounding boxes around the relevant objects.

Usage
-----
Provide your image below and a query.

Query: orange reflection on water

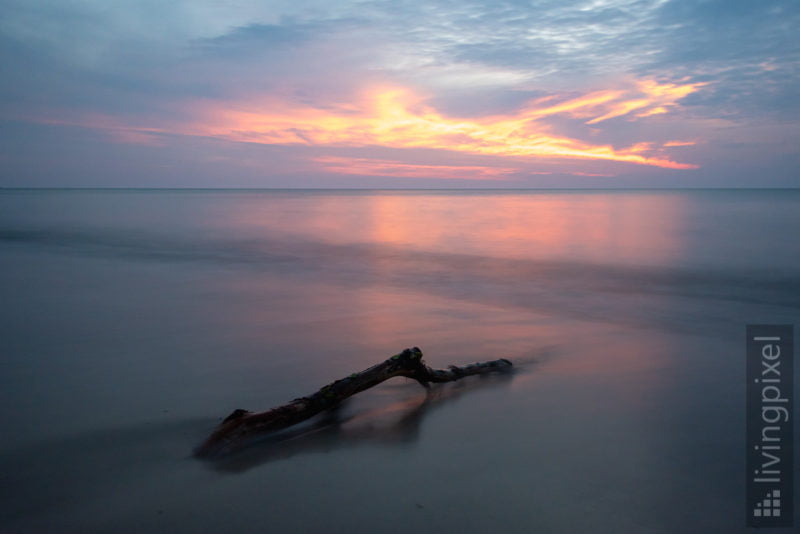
[223,192,693,384]
[229,191,690,268]
[353,193,688,267]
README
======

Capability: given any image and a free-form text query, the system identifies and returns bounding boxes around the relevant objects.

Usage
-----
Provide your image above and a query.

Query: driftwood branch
[195,347,512,457]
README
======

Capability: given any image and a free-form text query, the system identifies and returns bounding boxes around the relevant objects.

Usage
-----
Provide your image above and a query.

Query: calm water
[0,189,798,533]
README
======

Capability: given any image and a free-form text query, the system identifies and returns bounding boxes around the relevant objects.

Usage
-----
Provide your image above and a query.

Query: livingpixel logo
[752,489,782,518]
[746,325,794,528]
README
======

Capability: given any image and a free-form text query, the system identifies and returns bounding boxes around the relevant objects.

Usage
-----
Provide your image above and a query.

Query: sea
[1,189,798,533]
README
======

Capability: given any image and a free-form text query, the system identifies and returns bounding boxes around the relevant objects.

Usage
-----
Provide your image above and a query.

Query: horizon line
[2,186,800,192]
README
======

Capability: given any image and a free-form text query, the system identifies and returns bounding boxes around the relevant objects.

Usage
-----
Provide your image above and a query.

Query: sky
[1,0,798,188]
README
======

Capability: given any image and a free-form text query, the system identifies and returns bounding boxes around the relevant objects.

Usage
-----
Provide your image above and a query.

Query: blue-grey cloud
[0,0,798,187]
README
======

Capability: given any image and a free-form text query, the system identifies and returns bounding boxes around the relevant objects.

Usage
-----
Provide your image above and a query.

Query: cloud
[0,0,798,186]
[7,76,703,172]
[314,157,518,179]
[635,0,800,120]
[176,78,702,169]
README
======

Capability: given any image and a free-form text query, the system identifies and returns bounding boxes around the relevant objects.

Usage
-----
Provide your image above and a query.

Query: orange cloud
[315,157,517,180]
[586,79,705,124]
[21,78,703,173]
[186,79,702,169]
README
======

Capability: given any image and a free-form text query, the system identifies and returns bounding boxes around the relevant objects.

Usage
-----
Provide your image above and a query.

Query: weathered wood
[195,347,512,457]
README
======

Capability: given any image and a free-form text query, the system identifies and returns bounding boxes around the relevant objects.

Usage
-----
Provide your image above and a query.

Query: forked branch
[195,347,512,457]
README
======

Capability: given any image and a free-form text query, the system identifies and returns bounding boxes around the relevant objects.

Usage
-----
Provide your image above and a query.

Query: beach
[1,189,798,532]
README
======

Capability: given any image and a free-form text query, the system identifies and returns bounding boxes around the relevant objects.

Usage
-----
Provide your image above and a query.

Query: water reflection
[3,190,800,532]
[227,191,690,267]
[204,372,516,473]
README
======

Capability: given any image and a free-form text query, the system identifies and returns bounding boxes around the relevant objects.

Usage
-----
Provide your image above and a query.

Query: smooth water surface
[1,189,798,533]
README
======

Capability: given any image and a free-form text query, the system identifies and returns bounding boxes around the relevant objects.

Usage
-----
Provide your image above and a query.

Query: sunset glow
[2,0,797,187]
[2,4,799,532]
[314,157,518,180]
[186,79,702,170]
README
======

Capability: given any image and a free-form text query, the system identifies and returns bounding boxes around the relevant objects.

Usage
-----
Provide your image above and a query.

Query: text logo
[746,325,794,527]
